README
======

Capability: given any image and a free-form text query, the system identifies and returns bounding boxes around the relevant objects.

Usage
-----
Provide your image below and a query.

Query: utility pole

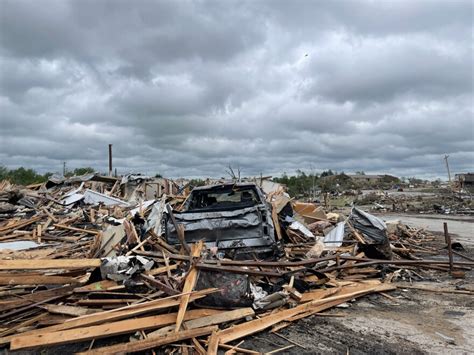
[108,144,113,176]
[63,161,66,176]
[444,155,451,183]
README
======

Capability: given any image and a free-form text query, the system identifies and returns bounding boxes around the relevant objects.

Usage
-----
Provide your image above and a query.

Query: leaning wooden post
[443,222,449,244]
[166,204,191,255]
[444,222,453,272]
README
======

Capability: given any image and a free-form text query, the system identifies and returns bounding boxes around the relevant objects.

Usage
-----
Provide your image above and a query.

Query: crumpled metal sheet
[172,208,261,232]
[120,174,153,184]
[350,207,392,259]
[62,193,85,206]
[349,207,387,244]
[287,218,315,239]
[171,206,262,223]
[83,189,129,207]
[323,221,346,247]
[166,206,275,248]
[146,197,166,236]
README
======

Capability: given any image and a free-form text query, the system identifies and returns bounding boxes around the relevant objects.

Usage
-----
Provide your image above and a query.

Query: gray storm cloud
[0,0,472,179]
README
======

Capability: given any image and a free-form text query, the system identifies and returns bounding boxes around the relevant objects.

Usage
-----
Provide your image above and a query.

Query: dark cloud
[0,0,472,179]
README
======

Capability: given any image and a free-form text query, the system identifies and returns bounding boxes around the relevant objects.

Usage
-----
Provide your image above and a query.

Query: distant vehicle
[165,182,278,259]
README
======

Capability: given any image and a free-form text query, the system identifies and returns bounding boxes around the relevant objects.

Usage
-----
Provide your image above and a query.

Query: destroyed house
[121,174,179,202]
[349,174,399,184]
[349,174,383,183]
[455,173,474,188]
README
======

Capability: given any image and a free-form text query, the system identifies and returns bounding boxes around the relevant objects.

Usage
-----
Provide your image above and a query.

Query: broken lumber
[10,309,220,350]
[0,259,101,270]
[0,275,80,285]
[78,325,218,354]
[1,288,218,346]
[217,283,395,344]
[148,308,255,337]
[175,240,203,332]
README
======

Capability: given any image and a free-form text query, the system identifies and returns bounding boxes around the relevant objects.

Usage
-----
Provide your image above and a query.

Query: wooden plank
[218,283,395,344]
[148,308,255,337]
[0,293,72,323]
[0,216,41,233]
[0,259,101,270]
[200,340,260,355]
[0,285,75,313]
[40,304,97,317]
[10,309,220,350]
[166,204,191,254]
[140,273,179,295]
[53,224,100,235]
[0,288,217,345]
[207,330,220,355]
[0,313,47,338]
[300,287,340,303]
[271,202,283,241]
[0,275,79,285]
[78,325,218,355]
[73,280,121,293]
[147,263,178,276]
[175,240,203,332]
[76,299,138,306]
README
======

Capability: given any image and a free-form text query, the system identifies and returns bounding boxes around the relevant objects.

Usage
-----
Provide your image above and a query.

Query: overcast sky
[0,0,472,179]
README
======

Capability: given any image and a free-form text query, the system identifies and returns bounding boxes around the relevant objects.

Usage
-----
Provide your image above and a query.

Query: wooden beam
[207,330,220,355]
[175,240,203,332]
[218,283,395,344]
[300,287,340,303]
[271,203,283,241]
[140,273,179,295]
[166,204,191,254]
[0,288,217,345]
[148,308,255,338]
[0,216,41,233]
[0,275,80,285]
[40,304,97,317]
[0,313,47,338]
[78,325,218,355]
[10,309,220,350]
[0,285,75,313]
[147,263,178,276]
[200,340,260,355]
[0,259,101,270]
[53,224,100,235]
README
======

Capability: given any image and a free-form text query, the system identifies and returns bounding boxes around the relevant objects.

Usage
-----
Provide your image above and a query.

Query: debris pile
[0,176,472,354]
[354,189,474,215]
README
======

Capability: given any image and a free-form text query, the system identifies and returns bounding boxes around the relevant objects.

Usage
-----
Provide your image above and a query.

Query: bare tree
[225,165,241,181]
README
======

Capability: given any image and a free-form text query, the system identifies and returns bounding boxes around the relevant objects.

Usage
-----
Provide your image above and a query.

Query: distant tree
[188,179,206,188]
[355,171,365,175]
[0,166,8,181]
[155,173,163,178]
[73,167,95,175]
[320,170,334,177]
[273,170,320,197]
[225,165,241,181]
[0,166,49,185]
[432,179,441,187]
[408,177,424,185]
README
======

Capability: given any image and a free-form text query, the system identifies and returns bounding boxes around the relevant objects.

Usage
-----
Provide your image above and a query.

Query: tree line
[0,166,95,186]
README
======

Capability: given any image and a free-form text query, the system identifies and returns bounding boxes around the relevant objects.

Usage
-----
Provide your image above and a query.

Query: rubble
[0,175,472,354]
